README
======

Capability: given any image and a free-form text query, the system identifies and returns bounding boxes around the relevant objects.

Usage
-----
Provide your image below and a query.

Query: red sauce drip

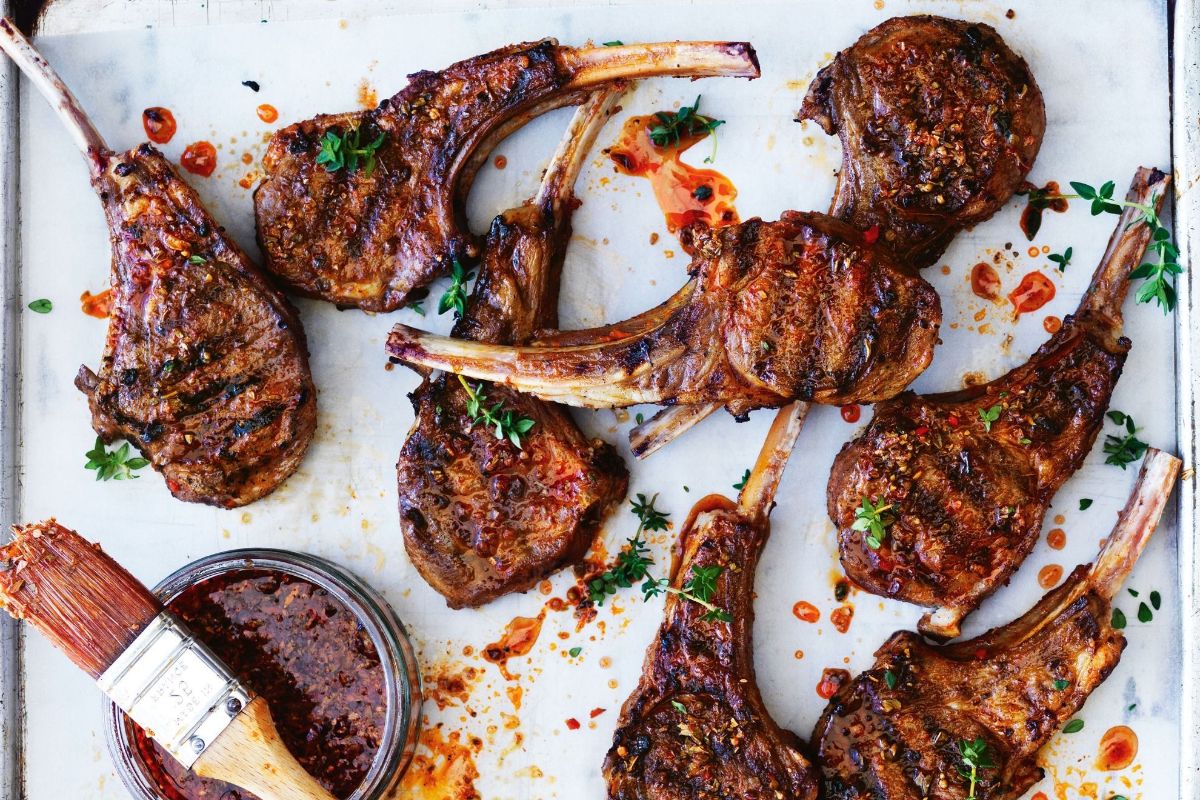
[180,141,217,177]
[141,107,176,144]
[79,288,112,319]
[607,114,738,234]
[792,601,820,623]
[840,404,861,423]
[493,154,507,170]
[483,613,545,680]
[1037,564,1063,589]
[971,262,1002,301]
[1031,793,1049,800]
[829,605,854,634]
[1009,271,1056,316]
[1096,725,1138,771]
[1043,315,1062,333]
[1047,528,1067,550]
[1019,180,1069,240]
[816,668,851,700]
[127,569,386,800]
[256,103,279,123]
[565,718,581,730]
[862,224,880,245]
[590,707,606,718]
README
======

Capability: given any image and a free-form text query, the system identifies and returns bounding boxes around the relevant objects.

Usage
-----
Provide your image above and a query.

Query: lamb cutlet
[387,212,942,417]
[827,168,1168,640]
[254,39,760,312]
[396,87,629,608]
[814,449,1179,800]
[604,403,818,800]
[798,15,1045,269]
[0,21,316,508]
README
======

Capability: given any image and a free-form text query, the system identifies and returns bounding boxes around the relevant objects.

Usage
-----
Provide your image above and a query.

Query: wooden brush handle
[192,696,336,800]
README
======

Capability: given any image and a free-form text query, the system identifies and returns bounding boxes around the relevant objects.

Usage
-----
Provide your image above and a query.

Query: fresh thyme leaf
[1102,410,1148,469]
[1053,679,1070,691]
[568,646,582,657]
[437,259,474,318]
[603,40,624,47]
[84,436,150,481]
[1047,246,1073,271]
[1137,602,1152,623]
[635,412,645,425]
[671,700,687,714]
[1111,608,1127,629]
[853,497,894,550]
[978,403,1003,432]
[1079,498,1093,510]
[733,468,751,491]
[631,493,670,532]
[648,95,725,163]
[408,301,425,316]
[692,184,713,201]
[26,298,52,314]
[1128,588,1139,597]
[315,125,386,175]
[188,254,208,265]
[883,670,897,690]
[1150,590,1161,610]
[956,738,996,800]
[455,374,536,448]
[1062,719,1085,734]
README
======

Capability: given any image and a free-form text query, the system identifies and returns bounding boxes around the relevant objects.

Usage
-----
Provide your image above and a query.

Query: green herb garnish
[853,497,894,550]
[438,259,474,318]
[978,404,1003,432]
[455,374,535,448]
[692,184,713,201]
[1062,719,1085,734]
[26,299,52,314]
[1048,246,1073,272]
[671,700,687,714]
[1150,590,1161,610]
[603,40,624,47]
[1111,608,1127,629]
[733,468,751,491]
[1103,410,1148,469]
[84,437,150,481]
[883,670,897,690]
[1053,679,1070,691]
[1137,602,1152,623]
[315,126,386,175]
[568,646,582,657]
[957,738,996,800]
[648,95,725,163]
[408,301,425,316]
[1080,498,1093,510]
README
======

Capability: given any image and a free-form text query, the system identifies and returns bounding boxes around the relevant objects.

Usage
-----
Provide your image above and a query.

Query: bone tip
[729,41,761,77]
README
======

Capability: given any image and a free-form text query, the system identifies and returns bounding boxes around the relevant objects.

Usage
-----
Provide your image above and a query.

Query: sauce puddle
[1096,724,1138,771]
[1017,179,1069,240]
[141,107,177,144]
[971,262,1002,301]
[483,612,546,680]
[180,141,217,177]
[1009,271,1056,316]
[80,288,112,318]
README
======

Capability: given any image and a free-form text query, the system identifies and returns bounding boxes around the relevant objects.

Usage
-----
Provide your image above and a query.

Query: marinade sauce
[125,569,387,800]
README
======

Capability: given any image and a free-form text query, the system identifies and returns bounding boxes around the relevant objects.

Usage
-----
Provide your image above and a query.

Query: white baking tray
[0,0,1186,798]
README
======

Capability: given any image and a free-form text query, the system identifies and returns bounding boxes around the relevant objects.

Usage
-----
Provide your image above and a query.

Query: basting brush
[0,520,336,800]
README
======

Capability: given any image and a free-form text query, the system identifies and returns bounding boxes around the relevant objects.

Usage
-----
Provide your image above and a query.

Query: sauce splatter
[357,79,378,109]
[493,154,507,170]
[483,613,545,680]
[141,107,176,144]
[830,605,854,633]
[256,103,279,123]
[1047,528,1066,550]
[1037,564,1063,589]
[1096,725,1138,771]
[816,668,850,699]
[180,141,217,177]
[1043,315,1062,334]
[1009,271,1055,316]
[971,262,1002,301]
[792,601,820,623]
[1031,794,1048,800]
[565,718,581,730]
[607,113,737,234]
[1018,180,1069,240]
[398,726,481,800]
[840,404,861,423]
[79,288,112,319]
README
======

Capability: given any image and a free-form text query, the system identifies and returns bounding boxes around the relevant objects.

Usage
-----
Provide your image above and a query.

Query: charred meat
[605,403,818,800]
[1,21,316,508]
[798,16,1045,268]
[255,39,760,312]
[387,212,942,417]
[397,88,628,608]
[814,449,1179,800]
[827,168,1168,639]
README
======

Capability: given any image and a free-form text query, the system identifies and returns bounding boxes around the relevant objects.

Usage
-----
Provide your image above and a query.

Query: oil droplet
[1047,528,1067,550]
[1009,271,1055,316]
[830,605,854,633]
[256,103,279,123]
[141,107,177,144]
[794,649,804,659]
[840,404,861,423]
[79,288,112,319]
[1037,564,1063,589]
[493,154,507,170]
[1043,315,1062,333]
[1096,725,1138,771]
[971,262,1001,301]
[180,141,217,177]
[792,601,820,623]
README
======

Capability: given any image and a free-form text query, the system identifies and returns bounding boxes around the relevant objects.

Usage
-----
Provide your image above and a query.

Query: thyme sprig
[1043,181,1181,312]
[455,374,535,448]
[957,738,996,800]
[84,437,150,481]
[1102,410,1148,469]
[853,497,894,550]
[649,95,725,164]
[315,126,386,175]
[437,259,474,318]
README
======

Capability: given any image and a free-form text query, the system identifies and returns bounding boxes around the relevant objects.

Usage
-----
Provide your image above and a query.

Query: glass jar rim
[103,548,422,800]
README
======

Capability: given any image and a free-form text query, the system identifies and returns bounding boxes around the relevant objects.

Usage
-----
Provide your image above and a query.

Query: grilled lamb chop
[1,21,316,507]
[254,39,760,312]
[397,86,629,608]
[798,15,1045,269]
[828,168,1168,639]
[387,213,942,418]
[604,402,818,800]
[814,448,1180,800]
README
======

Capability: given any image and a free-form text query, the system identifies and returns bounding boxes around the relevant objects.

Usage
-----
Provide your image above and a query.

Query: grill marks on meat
[396,88,629,608]
[814,449,1180,800]
[0,21,315,508]
[387,213,941,417]
[77,147,316,507]
[254,39,760,312]
[605,403,818,800]
[827,168,1168,639]
[798,15,1045,268]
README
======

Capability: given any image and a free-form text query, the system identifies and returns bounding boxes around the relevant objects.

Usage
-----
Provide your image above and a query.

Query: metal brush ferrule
[97,612,252,769]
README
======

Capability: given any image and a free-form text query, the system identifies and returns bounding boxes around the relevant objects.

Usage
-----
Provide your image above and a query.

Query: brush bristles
[0,520,161,679]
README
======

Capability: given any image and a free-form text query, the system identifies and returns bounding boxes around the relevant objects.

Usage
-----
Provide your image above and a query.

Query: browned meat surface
[827,168,1167,639]
[798,16,1045,268]
[254,39,759,312]
[814,449,1179,800]
[386,212,942,417]
[0,22,315,508]
[605,404,818,800]
[397,89,628,608]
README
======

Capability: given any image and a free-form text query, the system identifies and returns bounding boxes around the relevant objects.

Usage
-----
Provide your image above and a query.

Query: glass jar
[104,549,422,800]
